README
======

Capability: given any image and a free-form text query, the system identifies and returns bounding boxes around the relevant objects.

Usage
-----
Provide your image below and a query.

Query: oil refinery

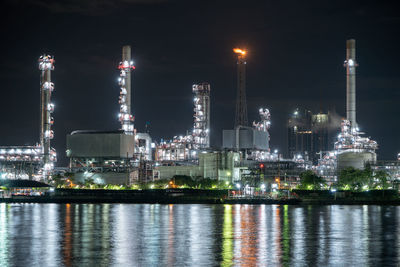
[0,55,57,180]
[0,40,399,187]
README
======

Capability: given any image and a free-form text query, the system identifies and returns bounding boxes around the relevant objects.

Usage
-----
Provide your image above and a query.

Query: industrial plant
[0,55,57,180]
[0,39,399,188]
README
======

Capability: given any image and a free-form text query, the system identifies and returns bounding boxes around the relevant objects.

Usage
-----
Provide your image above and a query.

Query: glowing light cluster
[251,108,273,161]
[334,119,378,153]
[192,83,210,149]
[156,83,211,161]
[233,48,246,55]
[253,108,271,132]
[38,55,55,71]
[39,54,57,180]
[118,59,135,134]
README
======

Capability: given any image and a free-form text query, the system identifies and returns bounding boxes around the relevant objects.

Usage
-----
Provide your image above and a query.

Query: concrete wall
[156,151,241,182]
[74,172,131,185]
[156,165,202,180]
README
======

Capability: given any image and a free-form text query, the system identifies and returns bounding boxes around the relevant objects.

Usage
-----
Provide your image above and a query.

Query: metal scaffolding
[192,82,210,149]
[250,108,275,161]
[156,83,211,161]
[39,54,57,179]
[118,45,135,135]
[233,48,248,128]
[334,119,378,153]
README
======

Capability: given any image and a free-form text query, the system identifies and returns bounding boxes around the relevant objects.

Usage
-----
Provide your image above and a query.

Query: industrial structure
[66,46,141,184]
[1,40,390,189]
[335,119,377,170]
[118,45,135,135]
[192,83,211,149]
[234,48,248,127]
[345,39,357,128]
[0,55,57,181]
[316,39,378,182]
[223,48,270,158]
[335,39,378,171]
[39,55,57,179]
[156,82,211,161]
[248,108,275,161]
[156,151,241,182]
[287,108,337,163]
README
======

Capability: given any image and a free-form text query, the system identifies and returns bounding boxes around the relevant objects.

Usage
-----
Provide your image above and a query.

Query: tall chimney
[233,48,248,128]
[122,46,132,117]
[345,39,357,128]
[118,45,135,134]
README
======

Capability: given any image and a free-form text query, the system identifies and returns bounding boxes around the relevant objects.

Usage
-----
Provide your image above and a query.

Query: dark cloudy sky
[0,0,399,165]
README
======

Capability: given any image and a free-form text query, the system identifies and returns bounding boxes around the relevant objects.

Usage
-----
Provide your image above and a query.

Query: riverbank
[1,188,399,205]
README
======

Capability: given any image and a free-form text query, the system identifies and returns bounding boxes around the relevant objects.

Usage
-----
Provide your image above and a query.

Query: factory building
[287,108,313,160]
[155,151,241,182]
[156,82,211,161]
[242,159,311,190]
[371,156,400,187]
[66,130,136,183]
[287,108,336,163]
[65,45,155,184]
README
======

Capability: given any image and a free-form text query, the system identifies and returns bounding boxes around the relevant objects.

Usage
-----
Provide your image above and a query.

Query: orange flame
[233,48,246,55]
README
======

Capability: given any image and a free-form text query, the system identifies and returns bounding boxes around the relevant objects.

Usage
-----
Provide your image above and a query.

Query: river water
[0,203,399,266]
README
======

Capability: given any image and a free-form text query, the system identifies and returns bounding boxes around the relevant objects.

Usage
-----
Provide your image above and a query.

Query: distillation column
[39,55,55,179]
[344,39,358,128]
[118,45,135,134]
[234,48,248,128]
[192,82,211,149]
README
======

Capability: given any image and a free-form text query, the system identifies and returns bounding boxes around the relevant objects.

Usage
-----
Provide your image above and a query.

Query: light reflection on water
[0,203,399,266]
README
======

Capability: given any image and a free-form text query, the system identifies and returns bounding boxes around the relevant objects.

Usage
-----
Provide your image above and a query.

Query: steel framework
[118,46,135,134]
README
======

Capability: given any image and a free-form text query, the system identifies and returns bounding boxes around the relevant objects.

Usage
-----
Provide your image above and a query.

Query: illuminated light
[259,163,264,168]
[233,48,246,55]
[236,183,240,189]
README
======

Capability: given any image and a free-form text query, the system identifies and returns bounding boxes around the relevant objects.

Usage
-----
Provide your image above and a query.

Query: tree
[171,175,196,188]
[339,167,374,191]
[374,170,390,190]
[152,179,170,189]
[197,178,215,189]
[298,170,326,190]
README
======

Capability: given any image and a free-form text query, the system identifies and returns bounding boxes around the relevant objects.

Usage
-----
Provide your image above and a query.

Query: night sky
[1,0,399,165]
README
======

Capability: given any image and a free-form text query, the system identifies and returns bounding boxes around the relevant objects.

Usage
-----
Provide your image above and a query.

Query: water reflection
[0,203,398,266]
[222,205,233,266]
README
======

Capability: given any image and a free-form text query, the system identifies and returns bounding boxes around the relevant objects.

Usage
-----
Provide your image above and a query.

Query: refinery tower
[345,39,357,128]
[223,48,270,155]
[335,39,378,170]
